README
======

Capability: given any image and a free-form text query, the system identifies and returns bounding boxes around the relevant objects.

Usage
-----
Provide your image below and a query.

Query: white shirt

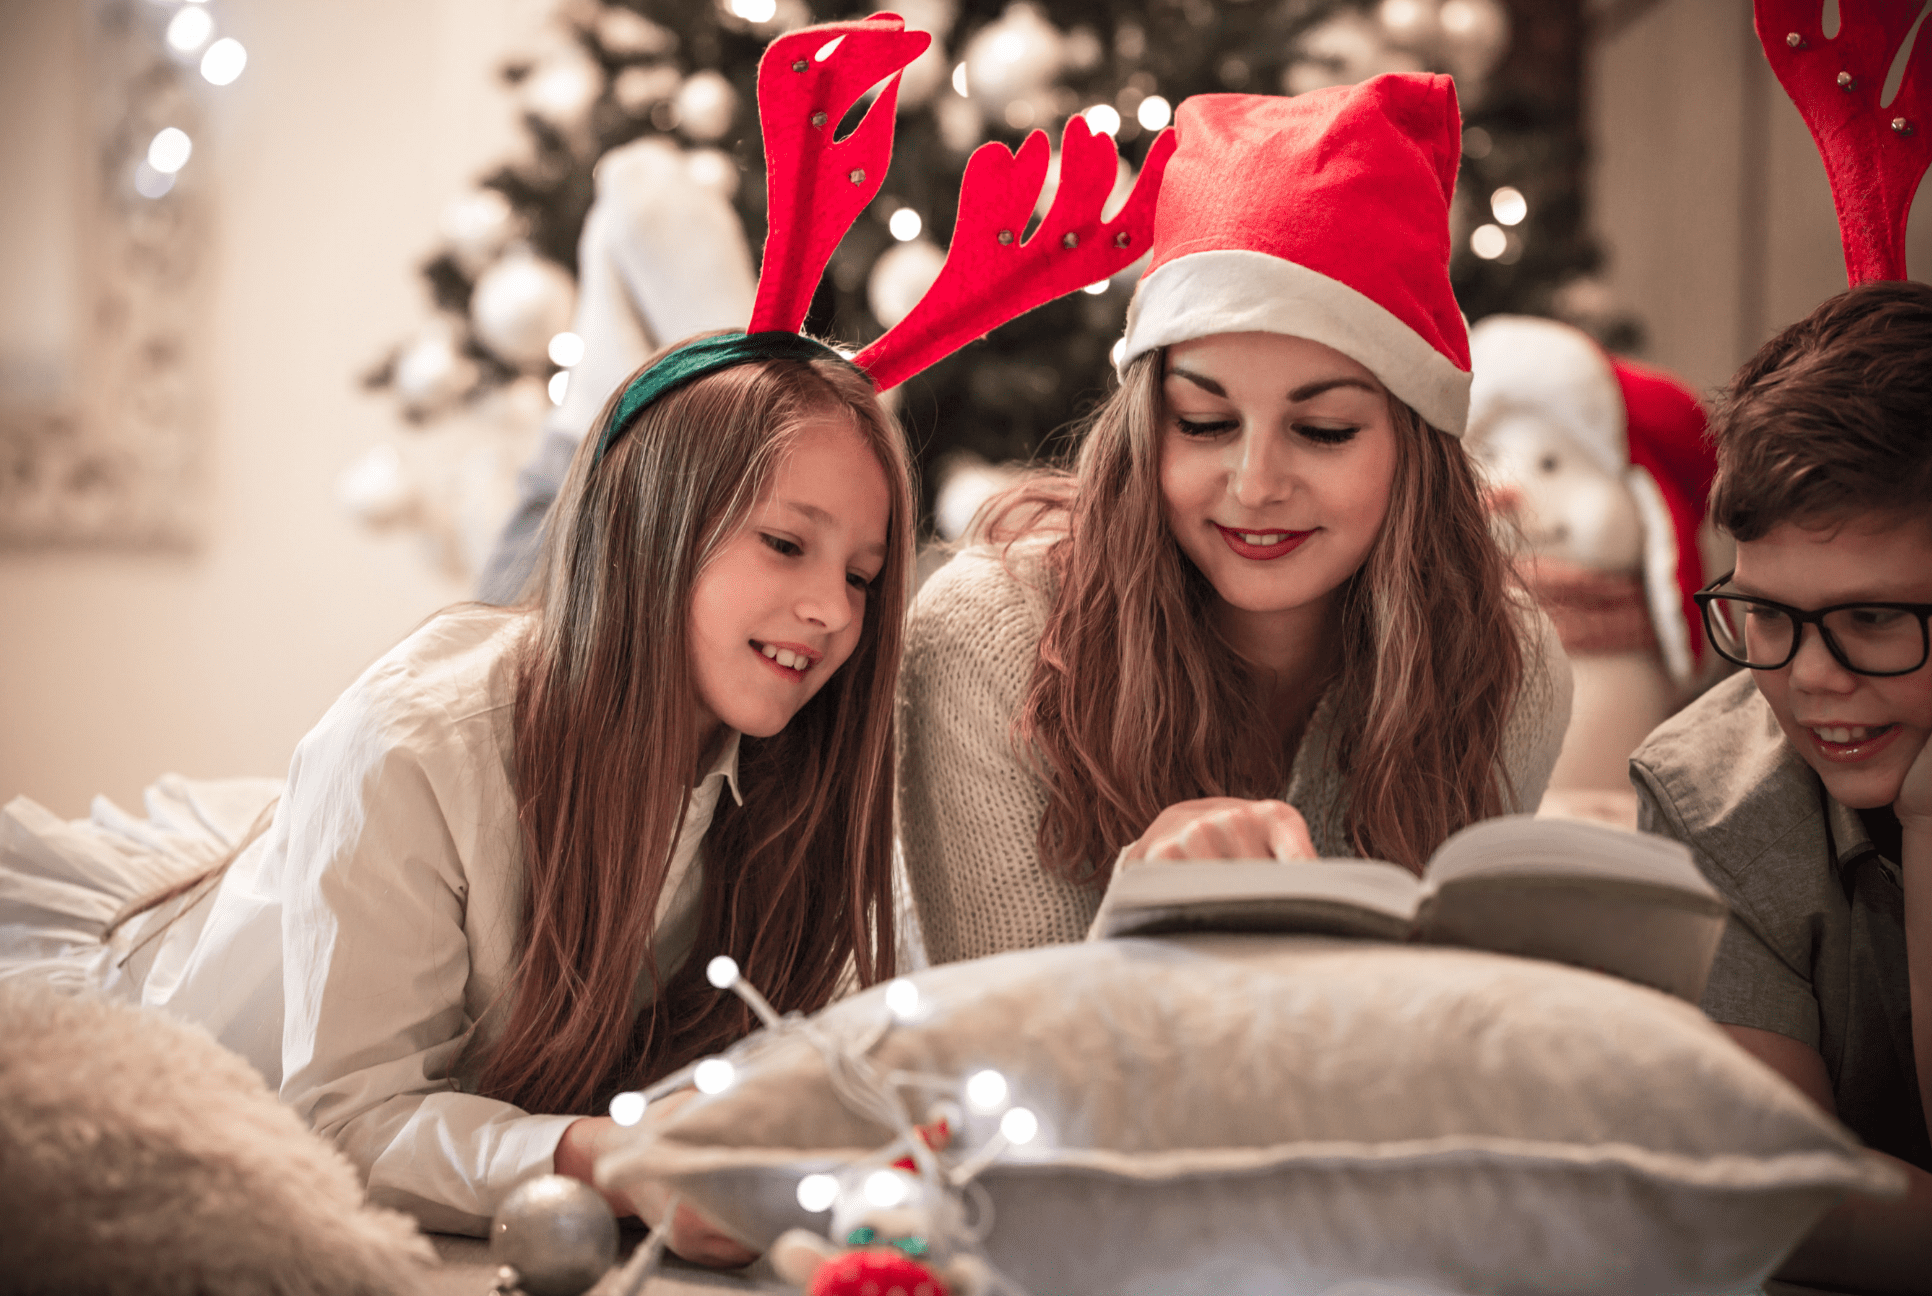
[134,606,741,1235]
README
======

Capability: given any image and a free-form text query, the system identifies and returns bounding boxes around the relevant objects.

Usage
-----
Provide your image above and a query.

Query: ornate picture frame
[0,0,210,549]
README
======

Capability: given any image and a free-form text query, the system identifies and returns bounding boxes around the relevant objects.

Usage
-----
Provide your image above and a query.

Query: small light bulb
[609,1091,647,1126]
[706,955,739,989]
[1000,1106,1038,1144]
[862,1169,911,1208]
[796,1173,840,1212]
[885,977,920,1020]
[201,38,247,87]
[888,208,922,242]
[547,371,569,406]
[965,1068,1007,1113]
[1083,104,1121,136]
[1137,95,1172,131]
[1470,223,1508,261]
[951,62,969,97]
[730,0,778,21]
[147,127,193,175]
[1083,279,1109,296]
[694,1057,735,1094]
[547,331,585,367]
[166,5,214,53]
[1490,185,1527,227]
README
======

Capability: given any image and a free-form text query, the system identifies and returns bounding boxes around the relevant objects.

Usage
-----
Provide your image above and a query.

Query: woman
[900,77,1572,964]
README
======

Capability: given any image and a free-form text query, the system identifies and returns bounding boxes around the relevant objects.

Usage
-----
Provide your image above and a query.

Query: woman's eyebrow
[1165,366,1225,396]
[1287,377,1379,402]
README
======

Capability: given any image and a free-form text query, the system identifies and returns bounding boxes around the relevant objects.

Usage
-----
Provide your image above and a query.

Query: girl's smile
[752,639,823,679]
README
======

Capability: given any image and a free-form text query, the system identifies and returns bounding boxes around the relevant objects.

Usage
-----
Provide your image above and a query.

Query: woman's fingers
[1129,798,1318,862]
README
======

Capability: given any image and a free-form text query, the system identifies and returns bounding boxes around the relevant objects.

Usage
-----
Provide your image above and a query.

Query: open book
[1090,815,1727,1002]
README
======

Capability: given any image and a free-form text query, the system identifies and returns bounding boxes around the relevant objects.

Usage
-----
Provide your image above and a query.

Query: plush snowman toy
[1466,317,1724,815]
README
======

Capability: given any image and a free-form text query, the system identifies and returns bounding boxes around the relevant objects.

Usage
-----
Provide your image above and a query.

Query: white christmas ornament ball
[962,3,1065,118]
[337,444,419,528]
[471,251,578,370]
[675,70,738,142]
[595,7,678,58]
[440,189,519,274]
[392,327,480,413]
[1436,0,1511,87]
[521,48,606,132]
[685,147,740,200]
[490,1174,617,1296]
[868,239,947,329]
[613,63,682,115]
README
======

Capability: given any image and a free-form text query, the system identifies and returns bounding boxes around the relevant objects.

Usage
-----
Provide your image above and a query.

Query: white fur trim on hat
[1467,316,1625,478]
[1119,249,1472,437]
[1625,464,1693,686]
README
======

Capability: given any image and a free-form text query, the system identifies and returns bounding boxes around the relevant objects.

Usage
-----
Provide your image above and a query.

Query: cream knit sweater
[899,541,1574,966]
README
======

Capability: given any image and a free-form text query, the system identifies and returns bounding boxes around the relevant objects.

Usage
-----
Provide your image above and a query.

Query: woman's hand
[554,1096,758,1269]
[1121,797,1318,865]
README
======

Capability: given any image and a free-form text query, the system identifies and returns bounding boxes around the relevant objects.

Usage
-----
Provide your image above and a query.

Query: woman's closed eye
[1174,416,1239,438]
[1294,423,1360,446]
[759,532,803,558]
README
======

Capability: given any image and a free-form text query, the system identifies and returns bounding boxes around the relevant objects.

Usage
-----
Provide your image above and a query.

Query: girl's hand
[554,1098,759,1269]
[1121,797,1318,865]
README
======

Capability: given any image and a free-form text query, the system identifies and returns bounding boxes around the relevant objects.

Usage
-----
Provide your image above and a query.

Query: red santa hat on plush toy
[1466,316,1716,686]
[1118,75,1473,437]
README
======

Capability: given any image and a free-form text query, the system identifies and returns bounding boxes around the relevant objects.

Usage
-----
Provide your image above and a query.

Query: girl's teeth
[1817,725,1879,743]
[777,649,796,669]
[761,643,778,659]
[1241,533,1285,545]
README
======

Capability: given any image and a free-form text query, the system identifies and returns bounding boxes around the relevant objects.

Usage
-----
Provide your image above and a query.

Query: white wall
[0,0,549,815]
[1591,0,1932,397]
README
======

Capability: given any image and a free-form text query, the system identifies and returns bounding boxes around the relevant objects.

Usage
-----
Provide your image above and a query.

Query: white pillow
[601,935,1903,1296]
[0,980,435,1296]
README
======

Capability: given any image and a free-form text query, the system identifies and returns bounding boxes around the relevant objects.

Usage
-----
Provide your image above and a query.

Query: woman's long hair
[990,350,1523,879]
[476,341,914,1116]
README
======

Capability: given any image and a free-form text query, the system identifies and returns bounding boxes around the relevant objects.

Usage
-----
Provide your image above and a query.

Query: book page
[1423,813,1715,899]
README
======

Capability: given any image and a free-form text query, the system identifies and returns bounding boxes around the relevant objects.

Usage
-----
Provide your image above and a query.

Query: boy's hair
[1708,279,1932,541]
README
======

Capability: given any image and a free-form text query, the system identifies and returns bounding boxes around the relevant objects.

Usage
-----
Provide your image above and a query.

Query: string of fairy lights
[132,0,248,201]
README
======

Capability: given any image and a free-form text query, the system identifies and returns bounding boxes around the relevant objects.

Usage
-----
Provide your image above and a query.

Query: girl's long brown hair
[476,342,913,1116]
[989,351,1524,878]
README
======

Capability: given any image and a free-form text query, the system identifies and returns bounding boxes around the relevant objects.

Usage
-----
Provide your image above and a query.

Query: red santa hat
[1118,75,1473,437]
[1466,316,1717,685]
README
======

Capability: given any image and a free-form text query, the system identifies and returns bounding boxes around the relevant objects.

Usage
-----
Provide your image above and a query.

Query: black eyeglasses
[1693,572,1932,677]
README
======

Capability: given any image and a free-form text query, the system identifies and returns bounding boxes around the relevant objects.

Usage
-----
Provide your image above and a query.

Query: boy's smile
[1732,520,1932,811]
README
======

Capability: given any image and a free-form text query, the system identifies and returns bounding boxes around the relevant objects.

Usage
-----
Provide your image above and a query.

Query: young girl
[900,77,1574,965]
[41,342,912,1254]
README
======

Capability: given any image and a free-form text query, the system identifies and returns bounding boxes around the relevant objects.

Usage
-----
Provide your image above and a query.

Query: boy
[1630,279,1931,1292]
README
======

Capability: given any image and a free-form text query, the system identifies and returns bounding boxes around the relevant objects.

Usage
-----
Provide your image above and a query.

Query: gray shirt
[1630,671,1928,1170]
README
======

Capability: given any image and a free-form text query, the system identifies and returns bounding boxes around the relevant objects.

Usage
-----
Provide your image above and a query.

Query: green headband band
[589,330,858,469]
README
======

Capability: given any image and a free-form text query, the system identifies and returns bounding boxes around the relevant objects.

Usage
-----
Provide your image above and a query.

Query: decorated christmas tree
[367,0,1616,539]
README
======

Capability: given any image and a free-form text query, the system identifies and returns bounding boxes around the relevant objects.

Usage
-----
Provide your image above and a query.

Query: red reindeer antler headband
[1755,0,1932,284]
[593,15,1173,467]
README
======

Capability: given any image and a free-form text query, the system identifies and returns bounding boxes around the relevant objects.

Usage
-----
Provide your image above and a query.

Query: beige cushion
[602,935,1903,1296]
[0,980,435,1296]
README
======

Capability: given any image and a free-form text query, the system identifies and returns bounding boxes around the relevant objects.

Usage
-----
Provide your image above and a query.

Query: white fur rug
[0,980,434,1295]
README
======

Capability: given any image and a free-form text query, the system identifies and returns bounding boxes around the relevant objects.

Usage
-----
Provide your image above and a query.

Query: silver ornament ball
[490,1175,618,1296]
